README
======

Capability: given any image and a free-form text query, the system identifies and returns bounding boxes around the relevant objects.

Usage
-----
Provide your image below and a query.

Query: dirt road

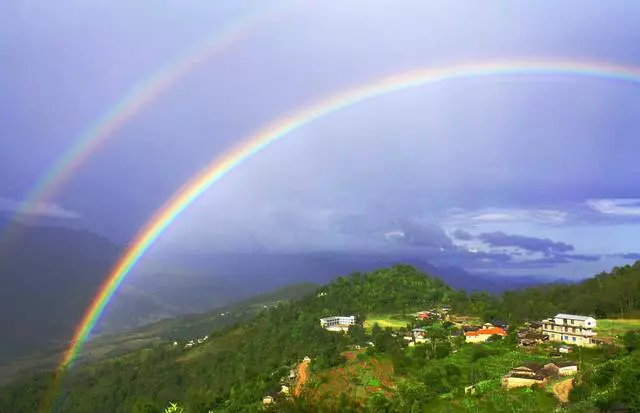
[294,359,310,397]
[553,378,573,403]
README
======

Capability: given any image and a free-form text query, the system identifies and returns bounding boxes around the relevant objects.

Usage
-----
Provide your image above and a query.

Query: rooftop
[555,313,594,321]
[465,327,507,337]
[556,361,578,368]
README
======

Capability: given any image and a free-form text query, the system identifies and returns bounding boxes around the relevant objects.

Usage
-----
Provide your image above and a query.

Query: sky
[1,0,640,279]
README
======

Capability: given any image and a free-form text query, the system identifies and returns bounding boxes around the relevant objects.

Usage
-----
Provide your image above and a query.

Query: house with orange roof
[464,325,507,343]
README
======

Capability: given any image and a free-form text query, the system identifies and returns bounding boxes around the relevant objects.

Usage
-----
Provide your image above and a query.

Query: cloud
[0,198,81,219]
[448,208,568,226]
[587,199,640,216]
[559,253,601,262]
[393,219,454,249]
[611,252,640,260]
[452,229,473,240]
[478,231,574,256]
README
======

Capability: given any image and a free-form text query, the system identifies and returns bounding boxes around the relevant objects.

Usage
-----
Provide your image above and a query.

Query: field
[598,319,640,338]
[363,315,410,332]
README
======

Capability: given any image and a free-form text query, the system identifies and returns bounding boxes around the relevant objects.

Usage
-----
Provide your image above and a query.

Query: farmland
[363,315,410,332]
[597,319,640,338]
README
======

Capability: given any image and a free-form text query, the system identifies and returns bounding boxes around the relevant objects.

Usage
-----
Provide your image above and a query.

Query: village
[173,304,620,409]
[260,307,609,408]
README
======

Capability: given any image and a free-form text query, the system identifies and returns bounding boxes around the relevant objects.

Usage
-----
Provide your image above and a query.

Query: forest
[1,261,639,412]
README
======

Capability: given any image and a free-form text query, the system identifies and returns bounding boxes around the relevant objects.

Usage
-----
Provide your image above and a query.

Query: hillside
[2,263,640,412]
[0,265,459,412]
[0,220,328,362]
[0,282,318,386]
[495,260,640,322]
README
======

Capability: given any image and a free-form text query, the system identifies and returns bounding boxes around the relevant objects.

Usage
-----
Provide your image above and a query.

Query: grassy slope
[363,315,411,332]
[597,319,640,338]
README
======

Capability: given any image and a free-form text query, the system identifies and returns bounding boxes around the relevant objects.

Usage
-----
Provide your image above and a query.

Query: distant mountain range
[153,250,568,293]
[0,219,566,361]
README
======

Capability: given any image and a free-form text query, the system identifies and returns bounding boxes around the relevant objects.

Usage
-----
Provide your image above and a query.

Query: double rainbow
[45,58,640,410]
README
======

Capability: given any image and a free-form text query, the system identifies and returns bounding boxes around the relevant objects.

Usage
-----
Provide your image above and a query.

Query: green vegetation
[495,261,640,322]
[1,261,640,412]
[597,319,640,338]
[363,315,410,332]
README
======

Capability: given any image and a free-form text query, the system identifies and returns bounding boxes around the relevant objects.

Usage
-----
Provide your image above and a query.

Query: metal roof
[555,313,593,321]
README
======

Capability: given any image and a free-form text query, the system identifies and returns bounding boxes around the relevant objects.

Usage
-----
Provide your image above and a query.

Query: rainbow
[46,59,640,408]
[0,1,295,244]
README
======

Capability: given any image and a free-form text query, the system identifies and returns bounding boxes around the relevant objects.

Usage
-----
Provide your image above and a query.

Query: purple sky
[1,0,640,279]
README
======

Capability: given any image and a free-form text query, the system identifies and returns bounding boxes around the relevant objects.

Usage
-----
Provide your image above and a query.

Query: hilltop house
[464,326,507,343]
[542,313,598,347]
[320,316,356,332]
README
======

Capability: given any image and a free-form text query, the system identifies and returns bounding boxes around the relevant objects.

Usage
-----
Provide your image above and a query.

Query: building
[319,316,356,332]
[502,362,558,389]
[517,330,549,347]
[542,313,598,347]
[416,312,431,320]
[558,345,573,354]
[556,361,579,376]
[464,326,507,343]
[488,319,509,330]
[412,328,427,343]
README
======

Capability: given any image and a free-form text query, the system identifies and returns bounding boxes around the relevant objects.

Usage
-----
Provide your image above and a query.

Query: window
[564,335,568,340]
[572,337,576,342]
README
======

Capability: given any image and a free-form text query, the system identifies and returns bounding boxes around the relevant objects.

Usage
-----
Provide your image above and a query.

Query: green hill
[0,265,457,412]
[2,263,640,412]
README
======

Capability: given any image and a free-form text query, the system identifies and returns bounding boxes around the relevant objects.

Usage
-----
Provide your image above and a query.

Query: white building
[320,316,356,332]
[542,313,598,347]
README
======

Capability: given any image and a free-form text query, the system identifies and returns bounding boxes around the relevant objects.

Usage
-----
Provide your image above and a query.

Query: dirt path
[294,359,310,397]
[553,378,573,403]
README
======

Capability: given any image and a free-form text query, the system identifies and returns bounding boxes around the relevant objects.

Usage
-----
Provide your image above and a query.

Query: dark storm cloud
[560,253,601,262]
[452,229,473,241]
[478,231,574,256]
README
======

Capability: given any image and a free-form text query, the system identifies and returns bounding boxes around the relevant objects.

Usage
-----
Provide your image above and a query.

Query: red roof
[465,327,507,337]
[418,313,430,319]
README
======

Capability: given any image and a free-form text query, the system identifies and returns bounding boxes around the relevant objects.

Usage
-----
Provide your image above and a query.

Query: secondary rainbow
[41,59,640,410]
[0,1,294,244]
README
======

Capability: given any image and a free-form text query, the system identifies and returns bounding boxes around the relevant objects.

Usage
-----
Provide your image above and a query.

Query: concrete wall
[502,376,547,390]
[559,366,578,376]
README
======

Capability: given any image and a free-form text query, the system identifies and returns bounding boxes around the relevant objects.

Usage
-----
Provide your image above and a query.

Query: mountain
[0,220,561,362]
[0,221,122,361]
[0,282,318,386]
[0,222,251,361]
[154,251,554,293]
